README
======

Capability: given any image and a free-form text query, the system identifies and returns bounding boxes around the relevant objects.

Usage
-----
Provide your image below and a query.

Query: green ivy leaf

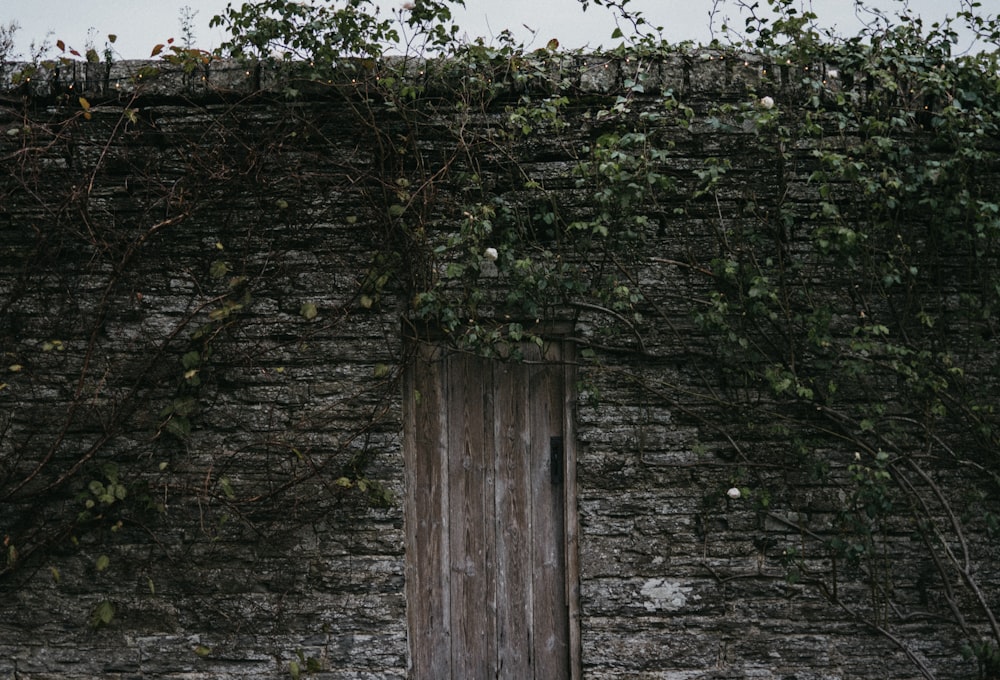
[209,260,230,279]
[164,416,192,439]
[300,302,318,320]
[171,396,197,417]
[90,600,115,628]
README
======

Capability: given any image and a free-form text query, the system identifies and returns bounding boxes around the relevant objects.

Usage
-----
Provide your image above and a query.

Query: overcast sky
[1,0,986,60]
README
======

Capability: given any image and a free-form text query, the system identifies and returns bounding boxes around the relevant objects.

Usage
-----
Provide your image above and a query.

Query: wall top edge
[0,53,840,101]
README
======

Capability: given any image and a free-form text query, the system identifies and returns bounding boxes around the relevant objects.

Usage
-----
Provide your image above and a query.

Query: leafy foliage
[2,1,1000,677]
[680,2,1000,675]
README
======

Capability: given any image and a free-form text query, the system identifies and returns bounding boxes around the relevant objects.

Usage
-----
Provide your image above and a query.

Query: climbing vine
[2,0,1000,676]
[694,6,1000,676]
[220,4,1000,672]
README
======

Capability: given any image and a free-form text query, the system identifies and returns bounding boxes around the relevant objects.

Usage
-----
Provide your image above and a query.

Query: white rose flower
[484,247,499,262]
[759,95,775,109]
[726,487,741,499]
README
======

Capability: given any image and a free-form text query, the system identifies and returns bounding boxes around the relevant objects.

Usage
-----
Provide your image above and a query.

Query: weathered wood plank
[495,357,533,678]
[528,341,571,678]
[403,343,452,678]
[560,343,583,680]
[448,353,496,678]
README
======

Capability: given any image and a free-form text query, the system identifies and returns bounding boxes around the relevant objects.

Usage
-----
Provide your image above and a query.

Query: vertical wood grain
[447,352,496,679]
[404,338,576,680]
[403,343,452,678]
[495,357,532,677]
[529,340,571,678]
[561,341,583,680]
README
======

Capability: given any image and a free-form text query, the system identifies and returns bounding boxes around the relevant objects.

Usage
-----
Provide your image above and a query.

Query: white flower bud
[726,487,741,499]
[759,95,775,110]
[484,247,498,262]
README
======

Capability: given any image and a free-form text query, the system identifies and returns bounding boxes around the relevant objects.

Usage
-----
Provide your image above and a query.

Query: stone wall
[1,55,997,679]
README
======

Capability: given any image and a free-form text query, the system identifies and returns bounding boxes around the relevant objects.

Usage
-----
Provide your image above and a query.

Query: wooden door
[403,339,579,680]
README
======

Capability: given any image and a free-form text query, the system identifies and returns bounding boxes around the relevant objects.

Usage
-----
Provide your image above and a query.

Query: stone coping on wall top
[2,52,841,101]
